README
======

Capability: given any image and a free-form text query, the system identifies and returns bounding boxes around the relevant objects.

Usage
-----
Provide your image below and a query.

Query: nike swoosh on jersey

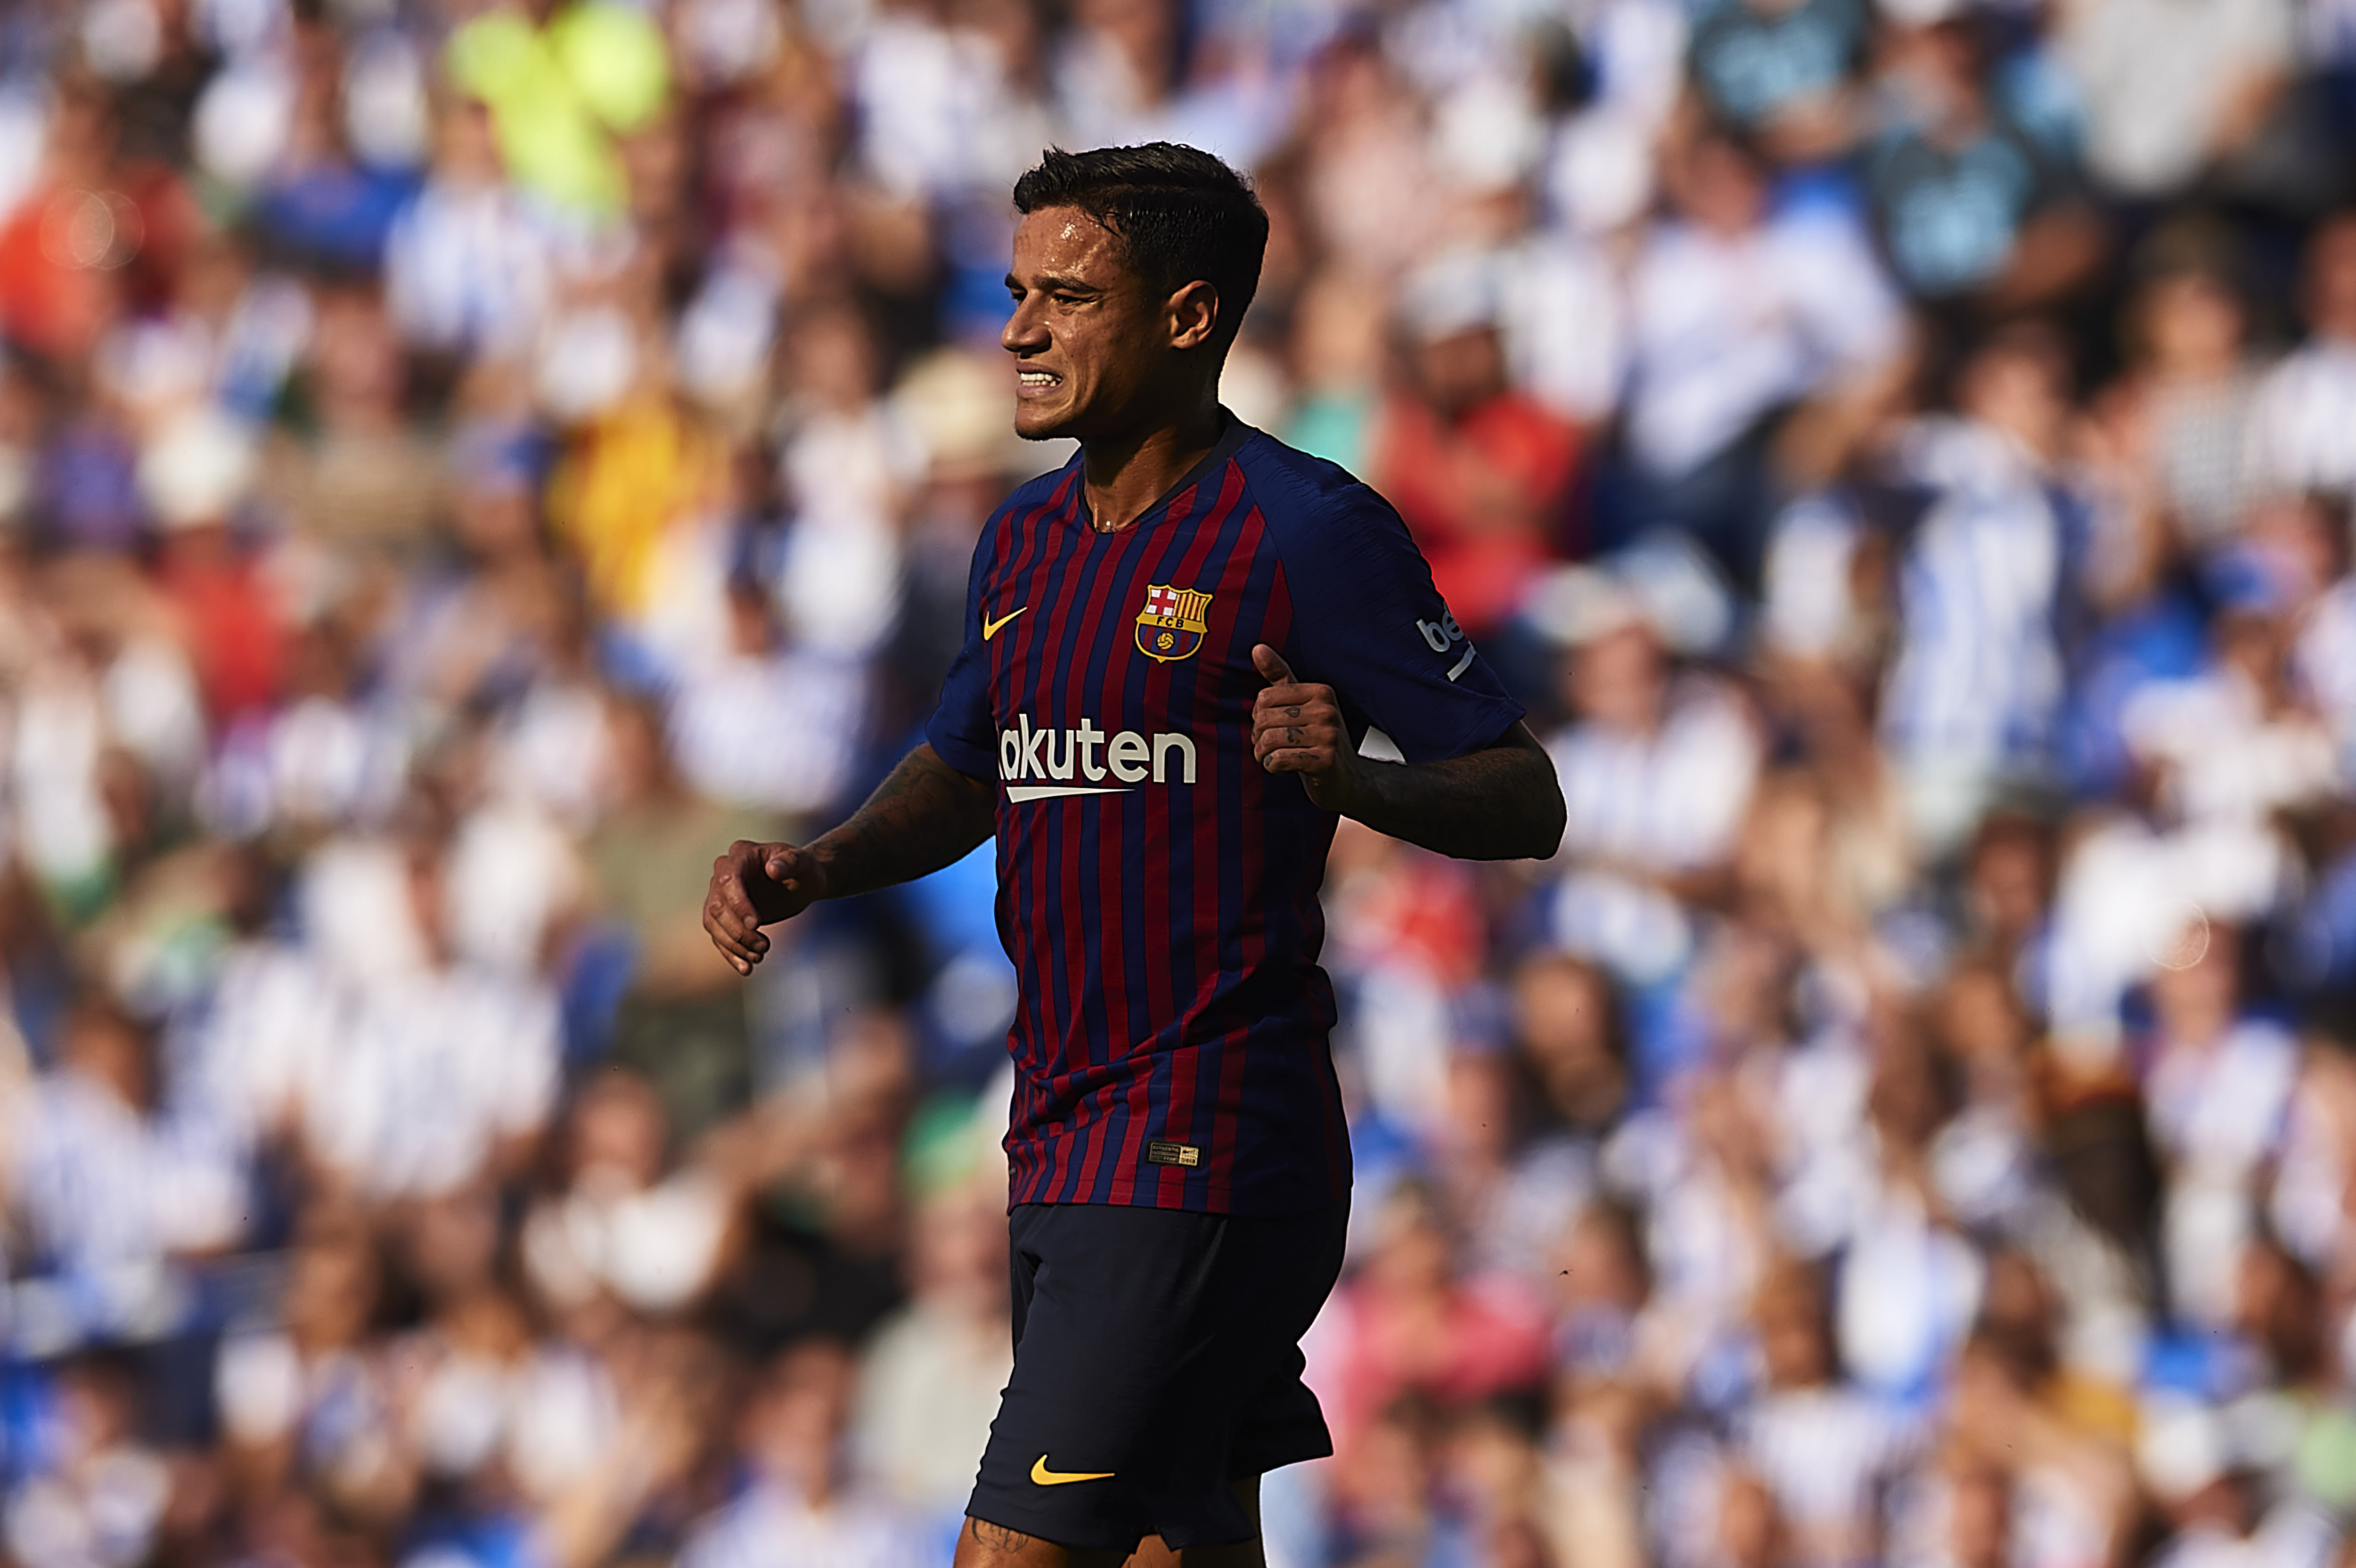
[983,606,1027,640]
[1031,1456,1116,1486]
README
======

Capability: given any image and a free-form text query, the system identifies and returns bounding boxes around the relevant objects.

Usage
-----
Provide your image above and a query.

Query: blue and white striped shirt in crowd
[1878,419,2065,770]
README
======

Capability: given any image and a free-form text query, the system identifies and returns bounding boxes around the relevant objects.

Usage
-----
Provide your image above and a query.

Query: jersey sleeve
[1277,487,1526,763]
[924,524,998,781]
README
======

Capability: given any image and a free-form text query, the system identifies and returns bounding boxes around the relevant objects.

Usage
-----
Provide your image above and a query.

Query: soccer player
[702,143,1566,1568]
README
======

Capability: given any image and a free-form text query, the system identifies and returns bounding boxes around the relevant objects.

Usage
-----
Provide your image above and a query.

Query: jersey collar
[1075,409,1256,536]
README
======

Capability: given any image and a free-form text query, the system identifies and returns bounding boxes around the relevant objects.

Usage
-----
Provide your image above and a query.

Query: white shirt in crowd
[2245,338,2356,498]
[851,16,1053,203]
[3,1437,170,1568]
[1735,1385,1923,1568]
[778,408,924,654]
[8,1072,244,1280]
[679,1482,927,1568]
[2120,668,2337,825]
[172,938,343,1146]
[1549,678,1760,872]
[2147,1504,2339,1568]
[384,180,554,358]
[2146,1018,2299,1325]
[216,1329,618,1505]
[669,649,868,817]
[523,1170,733,1316]
[1499,230,1630,424]
[2295,572,2356,780]
[1624,204,1904,479]
[2042,814,2295,1047]
[1544,678,1760,980]
[2059,0,2295,195]
[299,967,560,1201]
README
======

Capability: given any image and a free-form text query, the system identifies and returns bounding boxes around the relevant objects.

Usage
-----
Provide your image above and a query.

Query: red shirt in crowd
[158,537,285,721]
[1371,391,1579,634]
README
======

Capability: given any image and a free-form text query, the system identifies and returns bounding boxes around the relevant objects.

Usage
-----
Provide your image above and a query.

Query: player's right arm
[703,742,995,975]
[710,497,1012,975]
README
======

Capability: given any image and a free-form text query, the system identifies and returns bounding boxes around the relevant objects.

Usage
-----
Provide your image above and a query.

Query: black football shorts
[965,1198,1350,1552]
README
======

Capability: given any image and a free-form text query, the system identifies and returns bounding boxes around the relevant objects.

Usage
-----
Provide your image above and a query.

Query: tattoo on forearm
[1348,735,1564,861]
[810,745,996,899]
[969,1518,1036,1553]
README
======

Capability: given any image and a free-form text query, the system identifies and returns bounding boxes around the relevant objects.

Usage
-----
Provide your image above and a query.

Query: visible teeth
[1018,371,1057,385]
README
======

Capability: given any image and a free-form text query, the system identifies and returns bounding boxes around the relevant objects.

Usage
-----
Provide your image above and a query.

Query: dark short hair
[1013,144,1268,343]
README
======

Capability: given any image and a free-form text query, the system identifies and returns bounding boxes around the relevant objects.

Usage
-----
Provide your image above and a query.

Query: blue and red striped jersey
[926,417,1524,1216]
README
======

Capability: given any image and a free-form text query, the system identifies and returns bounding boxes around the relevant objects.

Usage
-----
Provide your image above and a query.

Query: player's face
[1001,206,1187,442]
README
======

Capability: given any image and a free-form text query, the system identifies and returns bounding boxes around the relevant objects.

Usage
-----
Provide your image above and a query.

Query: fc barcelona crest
[1136,583,1211,662]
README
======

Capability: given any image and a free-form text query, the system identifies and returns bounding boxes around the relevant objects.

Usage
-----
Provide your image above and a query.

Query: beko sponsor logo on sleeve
[997,715,1198,800]
[1417,609,1479,682]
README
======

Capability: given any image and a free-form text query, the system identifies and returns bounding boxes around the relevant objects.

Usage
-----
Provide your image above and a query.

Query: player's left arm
[1250,644,1565,860]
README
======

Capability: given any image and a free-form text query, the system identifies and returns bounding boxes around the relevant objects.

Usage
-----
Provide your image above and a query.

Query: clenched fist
[1251,644,1362,812]
[704,840,828,975]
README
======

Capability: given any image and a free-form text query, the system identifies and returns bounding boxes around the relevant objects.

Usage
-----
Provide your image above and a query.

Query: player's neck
[1079,400,1227,535]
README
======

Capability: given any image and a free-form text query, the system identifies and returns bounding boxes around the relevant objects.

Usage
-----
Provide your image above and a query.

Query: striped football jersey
[927,416,1524,1215]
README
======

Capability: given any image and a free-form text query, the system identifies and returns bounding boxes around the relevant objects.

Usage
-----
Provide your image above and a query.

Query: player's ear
[1168,279,1220,351]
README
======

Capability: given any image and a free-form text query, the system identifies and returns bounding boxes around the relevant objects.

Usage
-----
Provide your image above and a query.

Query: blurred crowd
[0,0,2354,1564]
